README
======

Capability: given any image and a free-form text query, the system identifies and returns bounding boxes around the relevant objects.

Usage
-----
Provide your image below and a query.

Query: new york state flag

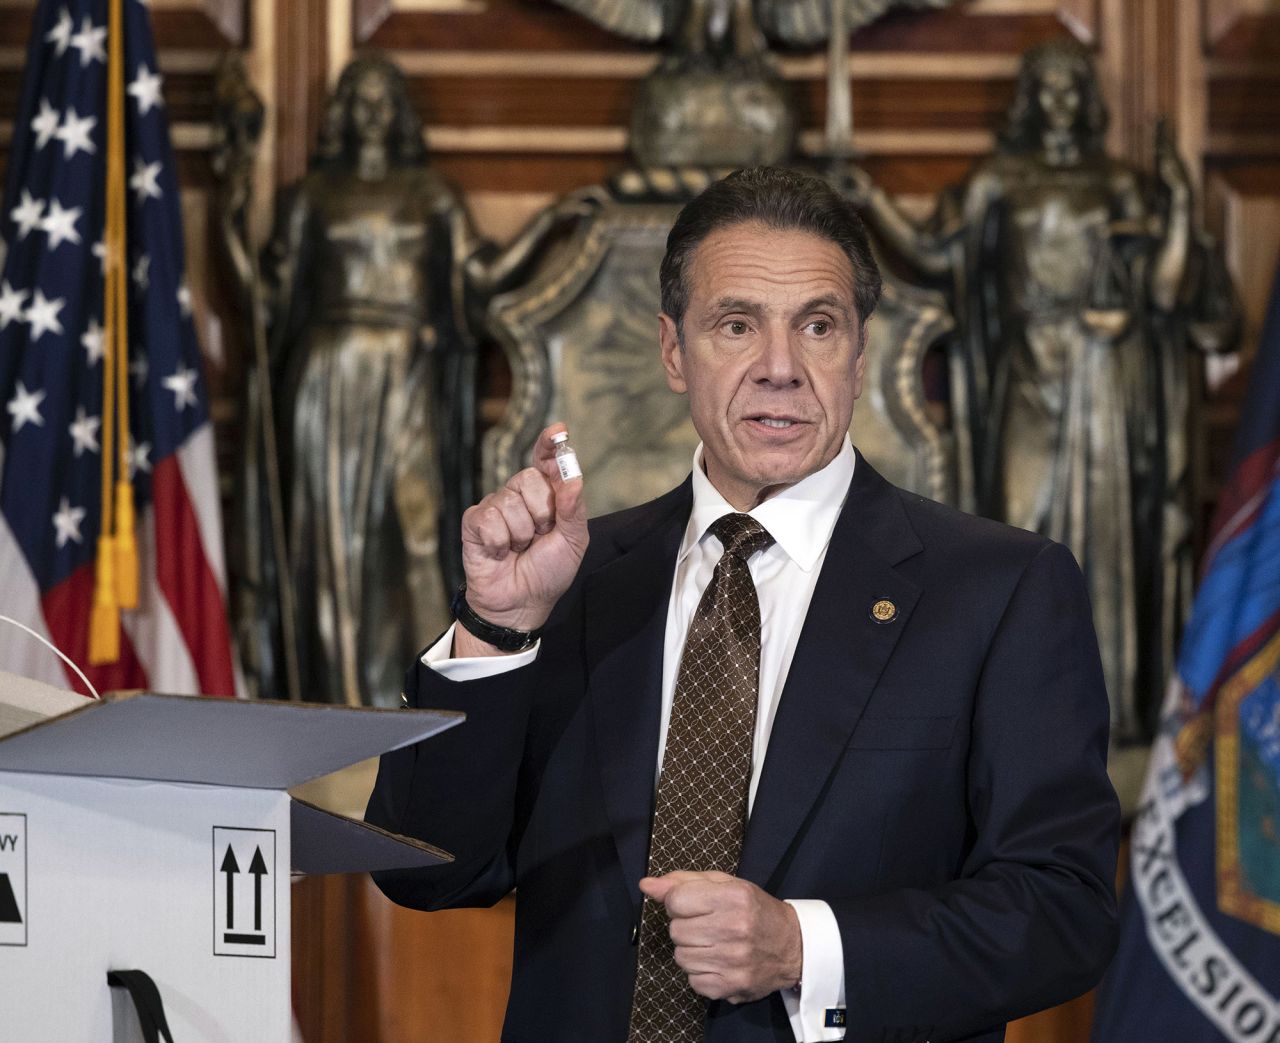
[1092,266,1280,1040]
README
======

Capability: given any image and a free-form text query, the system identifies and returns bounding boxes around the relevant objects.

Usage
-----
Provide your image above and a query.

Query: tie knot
[708,513,774,561]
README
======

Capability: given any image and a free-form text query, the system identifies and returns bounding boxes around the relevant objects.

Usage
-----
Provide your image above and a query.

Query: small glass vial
[552,431,583,481]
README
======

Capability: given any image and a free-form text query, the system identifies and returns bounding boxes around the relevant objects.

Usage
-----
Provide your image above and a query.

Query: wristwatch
[450,583,543,653]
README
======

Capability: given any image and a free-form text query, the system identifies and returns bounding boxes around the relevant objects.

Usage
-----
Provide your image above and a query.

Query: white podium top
[0,691,462,790]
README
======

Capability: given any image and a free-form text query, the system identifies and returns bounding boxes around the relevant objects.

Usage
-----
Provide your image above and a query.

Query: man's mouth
[749,415,800,429]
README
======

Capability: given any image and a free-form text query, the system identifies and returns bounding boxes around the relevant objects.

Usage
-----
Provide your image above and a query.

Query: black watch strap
[451,583,543,652]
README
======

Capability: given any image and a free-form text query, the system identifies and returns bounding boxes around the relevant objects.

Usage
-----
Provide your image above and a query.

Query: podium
[0,678,460,1039]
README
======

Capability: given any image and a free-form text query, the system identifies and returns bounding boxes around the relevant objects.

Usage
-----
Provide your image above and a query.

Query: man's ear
[659,313,687,394]
[851,322,869,400]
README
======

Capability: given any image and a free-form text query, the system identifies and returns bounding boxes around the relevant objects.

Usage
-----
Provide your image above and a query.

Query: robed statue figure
[848,40,1238,771]
[255,54,481,707]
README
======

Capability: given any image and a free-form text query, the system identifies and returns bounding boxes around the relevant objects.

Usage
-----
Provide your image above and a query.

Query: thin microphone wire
[0,614,101,700]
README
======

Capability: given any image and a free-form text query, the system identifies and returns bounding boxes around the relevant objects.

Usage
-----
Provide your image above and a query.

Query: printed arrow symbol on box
[221,846,239,930]
[249,846,268,932]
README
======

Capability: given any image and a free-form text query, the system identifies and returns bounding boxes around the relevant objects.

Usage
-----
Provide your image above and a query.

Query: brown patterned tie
[627,512,775,1043]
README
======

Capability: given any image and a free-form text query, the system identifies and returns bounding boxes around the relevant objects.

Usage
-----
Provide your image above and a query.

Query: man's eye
[807,320,831,336]
[725,320,749,335]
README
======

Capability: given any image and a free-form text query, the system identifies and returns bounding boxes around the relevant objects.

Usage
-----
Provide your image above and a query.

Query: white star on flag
[128,63,164,116]
[69,15,106,67]
[45,7,73,54]
[68,406,101,457]
[10,189,45,240]
[26,288,65,341]
[130,158,162,202]
[162,366,198,410]
[55,107,97,159]
[39,198,82,250]
[0,281,29,329]
[81,317,105,364]
[128,438,152,477]
[7,380,46,432]
[92,238,115,275]
[133,253,151,291]
[177,282,192,316]
[130,356,149,386]
[52,497,86,547]
[32,98,60,149]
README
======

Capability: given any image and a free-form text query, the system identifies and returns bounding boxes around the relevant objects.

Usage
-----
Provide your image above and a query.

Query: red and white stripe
[0,426,240,699]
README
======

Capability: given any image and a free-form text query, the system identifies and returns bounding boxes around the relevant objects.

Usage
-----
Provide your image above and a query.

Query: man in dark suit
[367,167,1120,1042]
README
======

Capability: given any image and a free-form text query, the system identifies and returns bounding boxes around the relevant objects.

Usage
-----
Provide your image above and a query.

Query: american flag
[0,0,237,697]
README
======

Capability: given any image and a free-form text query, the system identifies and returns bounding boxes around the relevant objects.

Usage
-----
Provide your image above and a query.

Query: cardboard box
[0,681,460,1040]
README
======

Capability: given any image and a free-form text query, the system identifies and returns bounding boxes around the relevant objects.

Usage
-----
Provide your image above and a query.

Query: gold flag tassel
[89,0,130,662]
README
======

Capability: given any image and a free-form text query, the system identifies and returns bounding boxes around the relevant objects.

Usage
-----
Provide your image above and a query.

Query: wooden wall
[2,0,1278,1039]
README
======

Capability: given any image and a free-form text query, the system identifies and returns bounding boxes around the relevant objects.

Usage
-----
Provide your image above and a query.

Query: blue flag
[1091,267,1280,1041]
[0,0,236,695]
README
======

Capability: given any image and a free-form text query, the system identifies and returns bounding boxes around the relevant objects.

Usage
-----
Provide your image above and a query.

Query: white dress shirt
[424,439,856,1042]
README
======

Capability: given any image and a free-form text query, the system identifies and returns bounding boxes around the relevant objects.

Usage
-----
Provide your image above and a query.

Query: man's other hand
[639,871,803,1004]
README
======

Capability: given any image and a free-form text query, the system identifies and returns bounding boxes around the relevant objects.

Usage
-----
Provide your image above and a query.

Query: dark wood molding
[274,0,329,186]
[367,3,1070,54]
[0,7,239,48]
[408,72,1011,132]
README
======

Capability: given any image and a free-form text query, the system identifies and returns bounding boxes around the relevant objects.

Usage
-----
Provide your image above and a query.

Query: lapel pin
[870,598,897,624]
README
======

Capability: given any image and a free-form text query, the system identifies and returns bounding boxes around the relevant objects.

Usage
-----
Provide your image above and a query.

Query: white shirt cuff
[419,623,540,681]
[780,899,846,1041]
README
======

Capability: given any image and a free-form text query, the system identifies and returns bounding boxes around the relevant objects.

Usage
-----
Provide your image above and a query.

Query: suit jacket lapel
[738,459,924,889]
[585,480,691,901]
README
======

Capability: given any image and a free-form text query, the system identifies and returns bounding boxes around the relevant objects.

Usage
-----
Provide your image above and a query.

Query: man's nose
[751,326,803,387]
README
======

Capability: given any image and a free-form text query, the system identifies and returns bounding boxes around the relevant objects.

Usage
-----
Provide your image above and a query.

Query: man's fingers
[668,915,719,948]
[639,870,713,905]
[665,881,744,920]
[461,502,517,559]
[464,465,558,557]
[489,489,538,552]
[506,467,556,534]
[638,875,677,903]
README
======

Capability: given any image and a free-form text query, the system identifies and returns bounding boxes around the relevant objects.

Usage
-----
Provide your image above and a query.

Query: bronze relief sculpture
[549,0,956,168]
[848,41,1239,785]
[247,54,482,707]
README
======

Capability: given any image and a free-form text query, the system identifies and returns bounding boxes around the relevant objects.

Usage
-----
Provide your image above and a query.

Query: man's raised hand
[455,423,589,656]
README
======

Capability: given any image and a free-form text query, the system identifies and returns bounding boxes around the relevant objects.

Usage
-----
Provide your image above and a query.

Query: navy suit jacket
[367,458,1120,1043]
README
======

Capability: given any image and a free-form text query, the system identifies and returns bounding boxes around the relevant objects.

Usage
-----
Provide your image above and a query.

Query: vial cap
[551,432,569,444]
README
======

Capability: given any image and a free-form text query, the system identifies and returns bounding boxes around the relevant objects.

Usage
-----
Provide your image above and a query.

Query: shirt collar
[679,439,857,572]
